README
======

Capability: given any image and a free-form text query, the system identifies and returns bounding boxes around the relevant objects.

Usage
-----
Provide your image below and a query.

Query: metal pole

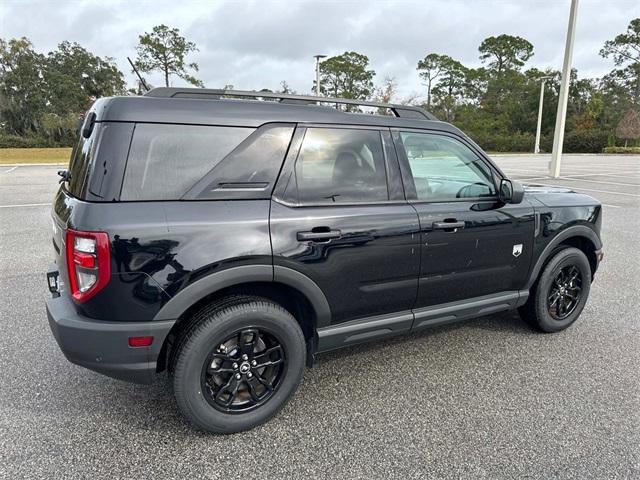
[534,80,545,154]
[534,78,550,154]
[549,0,579,178]
[314,55,326,96]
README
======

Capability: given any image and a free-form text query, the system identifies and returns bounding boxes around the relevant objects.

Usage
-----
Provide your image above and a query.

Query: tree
[316,51,375,100]
[277,80,295,94]
[45,41,126,115]
[374,76,397,103]
[616,109,640,146]
[479,34,534,73]
[135,24,203,87]
[372,76,398,115]
[416,53,448,108]
[600,18,640,104]
[430,57,467,121]
[0,37,47,135]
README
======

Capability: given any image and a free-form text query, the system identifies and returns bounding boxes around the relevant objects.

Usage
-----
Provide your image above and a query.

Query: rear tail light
[66,229,110,303]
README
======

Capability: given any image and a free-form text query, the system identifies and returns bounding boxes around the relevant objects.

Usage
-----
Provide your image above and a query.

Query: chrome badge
[512,244,523,257]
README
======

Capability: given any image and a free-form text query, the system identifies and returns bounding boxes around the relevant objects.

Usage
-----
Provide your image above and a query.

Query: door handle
[297,228,342,242]
[432,220,465,232]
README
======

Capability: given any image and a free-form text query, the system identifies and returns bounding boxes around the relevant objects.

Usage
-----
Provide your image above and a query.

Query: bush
[561,130,609,153]
[468,132,535,152]
[0,133,73,148]
[469,129,611,154]
[0,134,44,148]
[602,146,640,154]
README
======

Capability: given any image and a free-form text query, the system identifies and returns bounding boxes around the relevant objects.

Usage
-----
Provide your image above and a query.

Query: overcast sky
[1,0,638,99]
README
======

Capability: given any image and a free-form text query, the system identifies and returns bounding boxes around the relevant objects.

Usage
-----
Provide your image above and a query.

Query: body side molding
[317,310,414,352]
[316,290,528,353]
[412,291,525,330]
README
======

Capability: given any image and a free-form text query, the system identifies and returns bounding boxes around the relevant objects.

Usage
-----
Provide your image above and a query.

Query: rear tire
[171,296,306,433]
[519,247,591,333]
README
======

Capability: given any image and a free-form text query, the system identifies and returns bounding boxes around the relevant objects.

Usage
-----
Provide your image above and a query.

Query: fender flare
[525,225,602,290]
[153,264,331,327]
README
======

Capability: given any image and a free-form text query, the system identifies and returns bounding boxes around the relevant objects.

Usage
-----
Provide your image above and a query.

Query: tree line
[1,19,639,152]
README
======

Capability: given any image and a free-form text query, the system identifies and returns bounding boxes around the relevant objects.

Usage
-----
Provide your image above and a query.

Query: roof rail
[144,87,438,121]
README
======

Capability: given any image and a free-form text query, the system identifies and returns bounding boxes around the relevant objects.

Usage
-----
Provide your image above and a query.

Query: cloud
[1,0,637,97]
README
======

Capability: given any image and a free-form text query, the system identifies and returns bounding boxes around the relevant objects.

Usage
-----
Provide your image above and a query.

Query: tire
[519,247,591,333]
[171,296,306,433]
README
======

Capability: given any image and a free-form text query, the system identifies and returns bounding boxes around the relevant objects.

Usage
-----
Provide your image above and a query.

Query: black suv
[46,88,603,433]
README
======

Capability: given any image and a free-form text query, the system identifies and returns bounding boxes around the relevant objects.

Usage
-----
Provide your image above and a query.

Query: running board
[316,291,528,353]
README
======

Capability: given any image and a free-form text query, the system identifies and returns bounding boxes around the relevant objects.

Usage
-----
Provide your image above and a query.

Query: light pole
[314,54,327,96]
[549,0,579,178]
[534,76,553,154]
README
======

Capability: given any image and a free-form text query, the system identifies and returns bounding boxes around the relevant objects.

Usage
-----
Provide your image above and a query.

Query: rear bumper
[46,294,175,384]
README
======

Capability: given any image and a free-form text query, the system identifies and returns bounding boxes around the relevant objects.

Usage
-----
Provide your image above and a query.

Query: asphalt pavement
[0,154,638,479]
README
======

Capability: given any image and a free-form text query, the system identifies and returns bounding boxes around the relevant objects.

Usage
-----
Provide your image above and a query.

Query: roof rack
[144,87,438,121]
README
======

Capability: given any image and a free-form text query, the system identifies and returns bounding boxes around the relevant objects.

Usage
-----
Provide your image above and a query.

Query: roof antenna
[127,57,150,92]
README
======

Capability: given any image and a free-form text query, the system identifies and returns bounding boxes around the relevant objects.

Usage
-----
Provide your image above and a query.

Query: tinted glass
[295,128,388,203]
[66,122,101,198]
[121,124,253,201]
[400,132,496,201]
[189,124,294,200]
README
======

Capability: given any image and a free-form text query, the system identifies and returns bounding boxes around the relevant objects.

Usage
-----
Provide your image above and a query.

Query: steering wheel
[456,182,490,199]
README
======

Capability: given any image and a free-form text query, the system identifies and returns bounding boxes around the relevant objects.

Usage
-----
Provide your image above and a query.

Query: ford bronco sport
[46,88,603,433]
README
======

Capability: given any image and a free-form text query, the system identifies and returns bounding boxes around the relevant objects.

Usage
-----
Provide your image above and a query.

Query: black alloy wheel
[518,247,592,333]
[171,296,305,433]
[547,264,583,320]
[201,328,286,413]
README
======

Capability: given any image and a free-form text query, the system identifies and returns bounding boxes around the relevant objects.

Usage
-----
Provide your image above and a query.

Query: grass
[0,148,72,164]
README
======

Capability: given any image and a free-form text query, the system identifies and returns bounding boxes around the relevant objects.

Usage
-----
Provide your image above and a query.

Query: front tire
[519,247,591,333]
[172,297,306,433]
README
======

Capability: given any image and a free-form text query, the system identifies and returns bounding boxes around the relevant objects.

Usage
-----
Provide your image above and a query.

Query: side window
[295,128,389,204]
[400,132,497,201]
[187,124,294,200]
[121,124,253,201]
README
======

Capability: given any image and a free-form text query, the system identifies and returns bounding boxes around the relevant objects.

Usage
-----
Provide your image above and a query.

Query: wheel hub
[239,362,251,374]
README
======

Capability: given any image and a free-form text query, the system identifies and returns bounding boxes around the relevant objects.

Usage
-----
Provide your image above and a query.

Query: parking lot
[0,154,638,479]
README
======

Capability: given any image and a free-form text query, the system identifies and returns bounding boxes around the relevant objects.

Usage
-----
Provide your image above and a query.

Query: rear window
[66,122,102,198]
[121,124,253,201]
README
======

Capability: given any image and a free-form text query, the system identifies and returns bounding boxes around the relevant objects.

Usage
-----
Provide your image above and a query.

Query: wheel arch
[525,225,602,290]
[154,265,331,372]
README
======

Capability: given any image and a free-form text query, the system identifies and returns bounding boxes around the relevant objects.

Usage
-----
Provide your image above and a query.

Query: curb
[1,163,67,167]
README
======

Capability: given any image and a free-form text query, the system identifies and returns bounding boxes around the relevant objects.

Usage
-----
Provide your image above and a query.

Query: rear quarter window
[120,124,254,201]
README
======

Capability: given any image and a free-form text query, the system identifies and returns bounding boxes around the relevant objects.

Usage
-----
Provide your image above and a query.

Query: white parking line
[1,166,18,174]
[0,202,51,209]
[505,170,640,181]
[521,181,640,198]
[564,171,640,178]
[552,177,640,188]
[503,168,548,174]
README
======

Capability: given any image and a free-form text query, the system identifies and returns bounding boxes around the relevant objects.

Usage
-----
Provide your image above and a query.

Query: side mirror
[499,179,524,204]
[81,111,97,139]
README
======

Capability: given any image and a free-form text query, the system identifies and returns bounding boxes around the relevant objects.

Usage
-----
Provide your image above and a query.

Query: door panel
[391,129,535,308]
[412,201,535,307]
[271,125,420,325]
[270,201,420,324]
